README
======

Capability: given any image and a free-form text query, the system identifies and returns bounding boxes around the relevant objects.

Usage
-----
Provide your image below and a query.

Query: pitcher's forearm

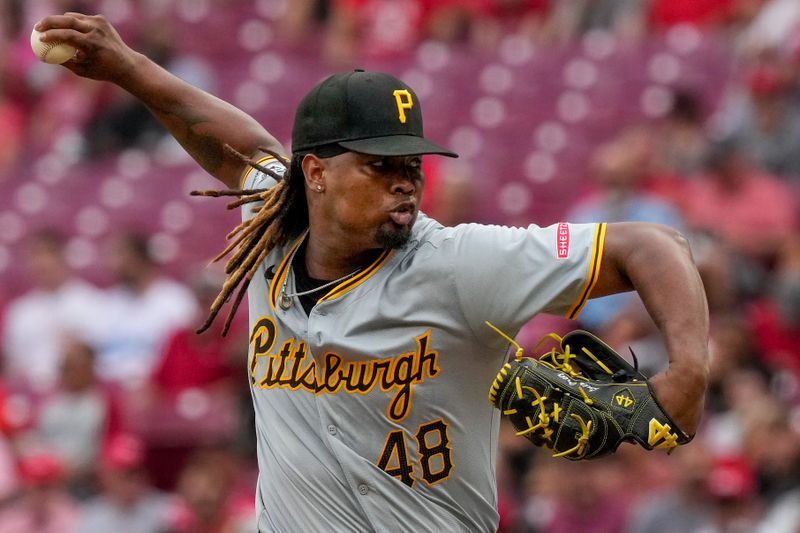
[592,223,710,434]
[594,223,709,360]
[625,226,709,371]
[119,53,282,187]
[36,12,283,188]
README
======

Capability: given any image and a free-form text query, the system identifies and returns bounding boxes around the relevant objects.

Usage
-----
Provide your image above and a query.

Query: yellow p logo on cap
[393,89,414,124]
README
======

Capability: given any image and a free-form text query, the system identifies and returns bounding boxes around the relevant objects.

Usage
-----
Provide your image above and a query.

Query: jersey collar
[269,231,395,312]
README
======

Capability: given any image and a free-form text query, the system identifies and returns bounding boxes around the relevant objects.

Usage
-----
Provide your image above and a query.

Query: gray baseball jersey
[242,159,606,532]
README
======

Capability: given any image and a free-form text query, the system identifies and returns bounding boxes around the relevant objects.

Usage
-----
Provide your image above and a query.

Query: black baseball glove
[488,325,692,460]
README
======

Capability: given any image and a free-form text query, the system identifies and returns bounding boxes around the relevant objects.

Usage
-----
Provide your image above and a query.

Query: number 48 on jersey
[377,419,453,487]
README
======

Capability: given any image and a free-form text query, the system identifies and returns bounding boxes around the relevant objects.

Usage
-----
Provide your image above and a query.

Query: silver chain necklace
[279,268,361,310]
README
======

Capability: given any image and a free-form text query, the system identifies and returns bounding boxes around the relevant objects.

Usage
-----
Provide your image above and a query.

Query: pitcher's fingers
[35,14,95,33]
[35,27,91,48]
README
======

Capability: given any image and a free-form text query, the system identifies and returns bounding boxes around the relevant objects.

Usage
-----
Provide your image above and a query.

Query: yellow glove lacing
[486,322,594,459]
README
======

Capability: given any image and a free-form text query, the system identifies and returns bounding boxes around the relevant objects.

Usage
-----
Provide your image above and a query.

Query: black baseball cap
[291,70,458,158]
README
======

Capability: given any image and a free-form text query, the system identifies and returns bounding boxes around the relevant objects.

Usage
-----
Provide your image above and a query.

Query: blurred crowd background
[1,0,800,531]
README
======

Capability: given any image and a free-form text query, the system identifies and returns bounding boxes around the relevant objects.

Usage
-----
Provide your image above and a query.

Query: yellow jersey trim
[319,249,394,303]
[268,232,307,312]
[268,233,394,310]
[239,155,278,189]
[566,223,607,319]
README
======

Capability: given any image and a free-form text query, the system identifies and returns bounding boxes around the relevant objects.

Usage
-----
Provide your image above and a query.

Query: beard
[376,221,413,249]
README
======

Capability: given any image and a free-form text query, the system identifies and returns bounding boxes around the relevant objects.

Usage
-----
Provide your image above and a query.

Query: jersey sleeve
[239,155,288,222]
[447,222,606,341]
[240,155,287,189]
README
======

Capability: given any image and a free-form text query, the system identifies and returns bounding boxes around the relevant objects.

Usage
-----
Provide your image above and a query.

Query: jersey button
[327,425,337,435]
[358,484,369,495]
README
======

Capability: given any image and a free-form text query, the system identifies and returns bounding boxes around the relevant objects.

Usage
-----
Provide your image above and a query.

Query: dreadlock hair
[190,145,308,336]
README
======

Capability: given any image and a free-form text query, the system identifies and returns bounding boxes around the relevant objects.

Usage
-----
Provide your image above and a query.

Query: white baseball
[30,28,77,64]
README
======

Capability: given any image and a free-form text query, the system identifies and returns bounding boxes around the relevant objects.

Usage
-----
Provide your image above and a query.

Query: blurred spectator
[741,405,800,502]
[0,79,24,177]
[789,37,800,106]
[129,270,244,490]
[81,88,163,158]
[748,237,800,380]
[526,455,630,532]
[626,446,714,533]
[1,229,103,392]
[705,312,761,413]
[566,127,686,336]
[651,88,712,181]
[0,451,78,533]
[32,340,122,498]
[567,126,686,233]
[150,270,243,395]
[1,0,45,111]
[427,1,476,43]
[546,0,647,44]
[519,450,561,531]
[325,0,425,63]
[0,382,19,506]
[0,0,23,48]
[324,0,472,64]
[24,65,102,158]
[166,449,255,533]
[82,20,215,158]
[677,138,796,261]
[706,455,761,532]
[723,60,800,180]
[630,450,761,533]
[0,438,16,508]
[758,486,800,533]
[280,0,332,41]
[737,0,800,54]
[74,433,172,533]
[691,234,742,314]
[703,364,775,456]
[93,232,197,388]
[470,0,553,48]
[419,158,478,226]
[757,429,800,533]
[495,419,532,532]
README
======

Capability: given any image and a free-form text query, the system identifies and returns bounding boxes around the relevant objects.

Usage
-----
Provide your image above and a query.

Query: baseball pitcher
[36,13,710,532]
